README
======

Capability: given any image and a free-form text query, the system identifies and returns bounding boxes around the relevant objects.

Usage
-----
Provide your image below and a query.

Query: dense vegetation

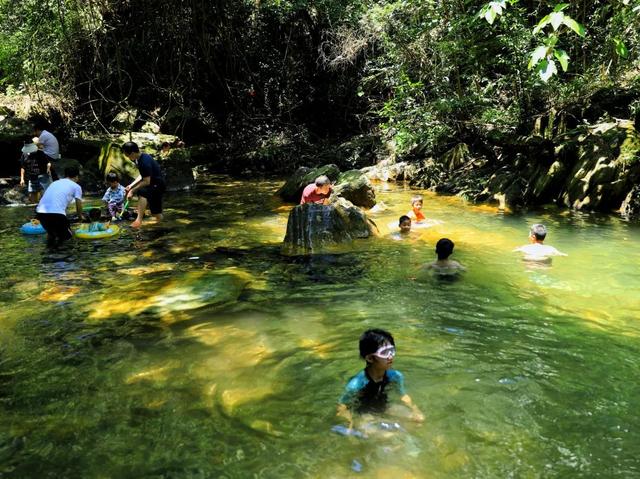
[1,1,639,180]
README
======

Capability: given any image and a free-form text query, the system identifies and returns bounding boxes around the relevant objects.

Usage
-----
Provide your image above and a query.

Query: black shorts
[138,180,166,215]
[36,213,72,242]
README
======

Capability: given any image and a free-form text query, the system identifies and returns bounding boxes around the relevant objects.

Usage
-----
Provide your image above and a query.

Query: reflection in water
[1,175,640,477]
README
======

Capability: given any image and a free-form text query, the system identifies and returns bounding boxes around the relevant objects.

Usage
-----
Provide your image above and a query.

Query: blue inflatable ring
[74,225,121,240]
[21,220,46,235]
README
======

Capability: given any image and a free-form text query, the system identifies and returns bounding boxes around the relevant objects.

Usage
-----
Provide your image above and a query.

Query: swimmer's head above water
[398,215,411,234]
[529,224,547,243]
[360,329,396,368]
[436,238,454,260]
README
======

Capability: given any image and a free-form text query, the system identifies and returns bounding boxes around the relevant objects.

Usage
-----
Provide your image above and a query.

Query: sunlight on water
[1,175,640,477]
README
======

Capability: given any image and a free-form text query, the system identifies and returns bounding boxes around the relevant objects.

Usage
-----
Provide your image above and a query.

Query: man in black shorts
[122,141,166,228]
[36,166,84,246]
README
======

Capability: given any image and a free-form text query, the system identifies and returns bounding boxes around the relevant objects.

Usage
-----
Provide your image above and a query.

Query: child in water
[423,238,465,275]
[337,329,424,430]
[514,224,567,263]
[87,208,109,232]
[390,215,412,240]
[102,172,126,220]
[407,196,426,223]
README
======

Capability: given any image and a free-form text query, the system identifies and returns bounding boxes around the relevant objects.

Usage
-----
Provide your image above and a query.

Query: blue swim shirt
[339,369,406,413]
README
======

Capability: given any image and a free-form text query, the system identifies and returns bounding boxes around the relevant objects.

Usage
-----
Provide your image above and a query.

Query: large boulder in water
[277,164,340,203]
[332,170,376,209]
[282,198,378,255]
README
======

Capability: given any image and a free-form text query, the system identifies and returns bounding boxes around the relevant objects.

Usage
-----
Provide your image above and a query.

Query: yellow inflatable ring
[74,225,121,239]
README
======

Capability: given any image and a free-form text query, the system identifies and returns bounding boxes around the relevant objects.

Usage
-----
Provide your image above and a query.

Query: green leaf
[562,17,586,37]
[528,45,549,69]
[484,7,497,24]
[533,14,551,34]
[538,59,558,82]
[550,12,564,30]
[553,3,570,12]
[614,38,629,58]
[490,1,505,15]
[554,49,570,71]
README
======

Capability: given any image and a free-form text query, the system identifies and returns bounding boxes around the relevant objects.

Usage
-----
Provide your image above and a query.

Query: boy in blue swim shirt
[337,329,424,428]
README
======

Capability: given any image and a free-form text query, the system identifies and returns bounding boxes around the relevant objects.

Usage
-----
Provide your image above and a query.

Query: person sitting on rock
[390,215,412,240]
[300,175,332,205]
[514,224,567,263]
[423,238,465,275]
[19,137,51,203]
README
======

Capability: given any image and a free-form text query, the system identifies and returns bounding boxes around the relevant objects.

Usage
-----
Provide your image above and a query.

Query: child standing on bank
[102,172,126,220]
[337,329,424,429]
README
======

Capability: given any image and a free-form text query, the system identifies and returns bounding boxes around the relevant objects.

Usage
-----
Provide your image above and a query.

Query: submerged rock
[282,199,378,255]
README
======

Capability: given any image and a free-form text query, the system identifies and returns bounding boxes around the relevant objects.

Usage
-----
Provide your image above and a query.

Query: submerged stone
[281,199,378,255]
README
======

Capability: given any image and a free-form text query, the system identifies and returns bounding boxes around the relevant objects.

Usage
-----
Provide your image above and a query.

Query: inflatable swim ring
[20,220,46,235]
[74,225,120,239]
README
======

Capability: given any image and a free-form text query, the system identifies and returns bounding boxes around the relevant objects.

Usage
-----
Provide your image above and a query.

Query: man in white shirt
[36,166,83,246]
[34,120,60,180]
[514,224,567,263]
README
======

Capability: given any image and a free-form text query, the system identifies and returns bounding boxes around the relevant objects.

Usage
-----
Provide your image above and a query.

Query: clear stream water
[1,176,640,478]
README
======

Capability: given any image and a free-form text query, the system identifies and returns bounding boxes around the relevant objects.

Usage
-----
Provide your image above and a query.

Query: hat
[21,142,38,155]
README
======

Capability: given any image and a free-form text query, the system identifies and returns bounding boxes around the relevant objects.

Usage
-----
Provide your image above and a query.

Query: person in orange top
[407,195,426,223]
[300,175,332,205]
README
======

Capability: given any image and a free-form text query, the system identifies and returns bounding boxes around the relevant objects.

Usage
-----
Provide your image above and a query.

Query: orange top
[412,207,426,221]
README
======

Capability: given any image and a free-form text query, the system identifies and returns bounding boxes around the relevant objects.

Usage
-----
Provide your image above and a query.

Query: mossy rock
[332,170,376,208]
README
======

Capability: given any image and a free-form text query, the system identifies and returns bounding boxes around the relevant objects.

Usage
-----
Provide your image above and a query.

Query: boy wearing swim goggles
[337,329,424,429]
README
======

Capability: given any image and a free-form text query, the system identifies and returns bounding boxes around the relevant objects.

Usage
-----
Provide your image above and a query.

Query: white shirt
[515,243,566,262]
[36,178,82,215]
[38,130,60,159]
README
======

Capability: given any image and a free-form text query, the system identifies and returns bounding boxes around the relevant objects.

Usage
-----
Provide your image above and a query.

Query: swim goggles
[374,345,396,359]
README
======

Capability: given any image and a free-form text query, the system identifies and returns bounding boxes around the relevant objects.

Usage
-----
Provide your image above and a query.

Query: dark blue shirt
[136,153,163,185]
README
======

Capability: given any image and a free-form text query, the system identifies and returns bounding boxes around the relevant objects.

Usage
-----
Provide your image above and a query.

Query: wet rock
[561,122,640,210]
[361,159,417,182]
[530,160,566,201]
[277,164,340,203]
[0,186,27,205]
[620,185,640,218]
[331,170,376,208]
[282,199,378,255]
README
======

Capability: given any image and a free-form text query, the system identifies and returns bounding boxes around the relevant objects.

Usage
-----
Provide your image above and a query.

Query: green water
[2,176,640,478]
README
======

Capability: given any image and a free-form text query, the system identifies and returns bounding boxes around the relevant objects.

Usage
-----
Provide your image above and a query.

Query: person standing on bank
[122,141,166,228]
[33,119,60,180]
